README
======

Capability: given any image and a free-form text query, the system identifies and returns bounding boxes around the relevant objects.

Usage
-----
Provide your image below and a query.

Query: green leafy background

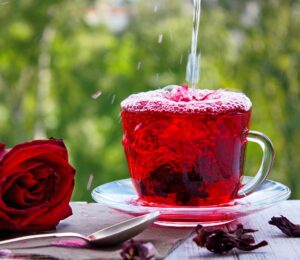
[0,0,299,201]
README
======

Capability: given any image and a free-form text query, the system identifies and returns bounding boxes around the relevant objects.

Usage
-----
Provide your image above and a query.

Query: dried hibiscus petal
[120,239,155,260]
[193,224,268,254]
[269,216,300,237]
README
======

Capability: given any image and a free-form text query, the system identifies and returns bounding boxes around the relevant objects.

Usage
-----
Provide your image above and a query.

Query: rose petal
[0,178,73,231]
[3,172,53,209]
[1,170,57,210]
[11,141,66,161]
[32,166,54,180]
[0,209,17,229]
[3,180,31,208]
[3,139,67,160]
[0,164,46,211]
[19,185,73,230]
[1,152,73,184]
[0,143,6,161]
[0,141,68,176]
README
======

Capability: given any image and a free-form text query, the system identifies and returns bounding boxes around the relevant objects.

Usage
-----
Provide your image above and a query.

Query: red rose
[0,139,75,231]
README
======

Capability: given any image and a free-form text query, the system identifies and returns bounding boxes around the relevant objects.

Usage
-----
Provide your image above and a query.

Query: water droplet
[111,94,116,104]
[117,112,122,124]
[156,73,160,81]
[91,91,102,100]
[158,33,163,44]
[137,61,142,70]
[86,174,94,191]
[134,123,142,131]
[169,30,173,41]
[180,54,183,65]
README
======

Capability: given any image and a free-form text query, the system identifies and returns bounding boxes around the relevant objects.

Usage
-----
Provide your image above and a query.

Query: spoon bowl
[88,211,160,246]
[0,211,160,247]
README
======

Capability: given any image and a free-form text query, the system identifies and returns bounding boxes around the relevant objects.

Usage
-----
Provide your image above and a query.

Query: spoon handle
[0,232,88,245]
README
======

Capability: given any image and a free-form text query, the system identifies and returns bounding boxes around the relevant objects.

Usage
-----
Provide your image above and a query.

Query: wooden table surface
[1,201,299,259]
[167,200,300,260]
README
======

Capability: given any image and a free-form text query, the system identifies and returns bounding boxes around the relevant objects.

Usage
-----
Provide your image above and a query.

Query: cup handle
[237,130,275,197]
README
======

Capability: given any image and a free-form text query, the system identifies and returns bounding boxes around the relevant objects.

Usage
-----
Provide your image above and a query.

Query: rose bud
[0,139,75,231]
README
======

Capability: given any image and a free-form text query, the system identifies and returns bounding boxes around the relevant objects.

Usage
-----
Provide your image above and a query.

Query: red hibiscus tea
[121,86,252,206]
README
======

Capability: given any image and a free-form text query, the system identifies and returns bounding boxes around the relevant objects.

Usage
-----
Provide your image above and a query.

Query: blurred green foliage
[0,0,299,201]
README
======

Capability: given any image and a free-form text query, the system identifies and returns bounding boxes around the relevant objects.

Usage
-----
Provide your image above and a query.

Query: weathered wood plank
[167,201,300,260]
[228,201,300,260]
[166,235,238,260]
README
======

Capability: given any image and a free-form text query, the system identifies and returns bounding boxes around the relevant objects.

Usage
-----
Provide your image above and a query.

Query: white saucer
[92,176,290,227]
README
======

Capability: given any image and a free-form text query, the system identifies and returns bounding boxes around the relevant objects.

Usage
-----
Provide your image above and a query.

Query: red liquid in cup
[121,86,252,206]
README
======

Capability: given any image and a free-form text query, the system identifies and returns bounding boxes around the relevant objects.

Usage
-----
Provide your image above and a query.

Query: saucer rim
[91,176,291,213]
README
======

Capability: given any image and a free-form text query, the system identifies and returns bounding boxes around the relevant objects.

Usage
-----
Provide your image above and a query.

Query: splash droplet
[137,61,142,70]
[91,91,102,100]
[86,174,94,191]
[158,33,163,44]
[180,54,183,65]
[156,73,160,82]
[111,94,116,104]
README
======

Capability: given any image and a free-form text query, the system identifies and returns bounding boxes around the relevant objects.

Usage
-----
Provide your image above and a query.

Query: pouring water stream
[186,0,202,91]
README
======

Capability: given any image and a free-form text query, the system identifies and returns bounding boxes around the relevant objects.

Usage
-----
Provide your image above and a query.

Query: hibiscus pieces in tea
[121,86,252,206]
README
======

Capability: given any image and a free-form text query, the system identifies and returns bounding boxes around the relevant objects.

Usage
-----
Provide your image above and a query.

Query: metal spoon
[0,211,160,247]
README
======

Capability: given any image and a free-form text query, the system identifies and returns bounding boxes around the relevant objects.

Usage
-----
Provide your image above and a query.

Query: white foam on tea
[121,86,252,114]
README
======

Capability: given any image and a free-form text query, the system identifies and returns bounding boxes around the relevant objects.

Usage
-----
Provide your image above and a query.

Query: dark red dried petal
[237,240,268,251]
[229,224,257,236]
[269,216,300,237]
[238,233,255,244]
[193,224,268,255]
[120,239,154,260]
[204,230,237,254]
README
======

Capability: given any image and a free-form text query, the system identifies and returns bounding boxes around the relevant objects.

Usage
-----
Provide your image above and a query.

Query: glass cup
[120,86,274,206]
